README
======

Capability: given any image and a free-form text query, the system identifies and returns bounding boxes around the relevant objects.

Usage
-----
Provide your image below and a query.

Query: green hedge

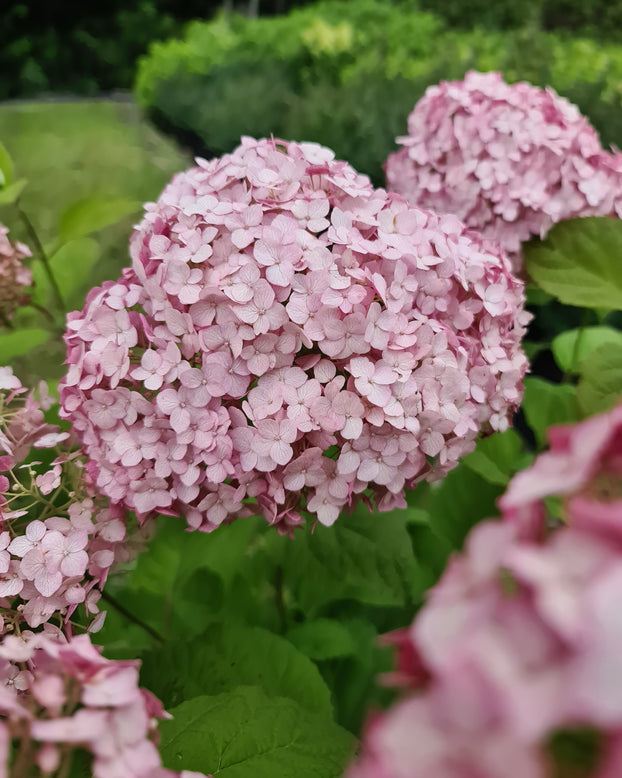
[419,0,622,39]
[1,1,317,99]
[136,0,622,185]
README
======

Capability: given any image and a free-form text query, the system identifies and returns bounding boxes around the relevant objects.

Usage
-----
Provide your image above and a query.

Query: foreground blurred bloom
[0,224,31,321]
[349,406,622,777]
[0,631,210,778]
[0,367,140,631]
[385,71,622,267]
[61,137,528,534]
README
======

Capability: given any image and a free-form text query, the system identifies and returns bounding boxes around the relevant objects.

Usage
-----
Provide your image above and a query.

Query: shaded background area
[2,0,622,384]
[1,0,316,99]
[3,0,622,101]
[0,100,187,381]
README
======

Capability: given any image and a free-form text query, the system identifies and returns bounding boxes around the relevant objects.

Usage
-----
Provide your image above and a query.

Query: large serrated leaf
[524,217,622,310]
[97,517,258,655]
[282,507,417,613]
[286,618,357,661]
[552,326,622,373]
[140,622,332,713]
[462,429,526,486]
[159,687,355,778]
[522,377,581,448]
[577,343,622,415]
[427,463,503,550]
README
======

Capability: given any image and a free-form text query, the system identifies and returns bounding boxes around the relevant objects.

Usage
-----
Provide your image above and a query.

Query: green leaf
[98,517,258,652]
[282,506,417,613]
[318,618,391,736]
[552,326,622,373]
[132,515,257,595]
[141,623,333,713]
[577,343,622,415]
[286,619,358,661]
[159,688,355,778]
[522,377,581,447]
[58,196,141,243]
[0,329,49,361]
[0,178,27,205]
[31,238,101,305]
[408,521,454,593]
[427,463,503,550]
[462,429,525,486]
[525,285,554,306]
[0,140,14,188]
[524,217,622,310]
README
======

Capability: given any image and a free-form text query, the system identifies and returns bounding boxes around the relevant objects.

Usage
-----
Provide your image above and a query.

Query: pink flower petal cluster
[0,367,138,631]
[385,71,622,268]
[349,405,622,777]
[0,223,31,320]
[0,630,210,778]
[61,137,528,534]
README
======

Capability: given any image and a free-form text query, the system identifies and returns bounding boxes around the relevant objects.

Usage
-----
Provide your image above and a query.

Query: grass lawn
[0,99,189,382]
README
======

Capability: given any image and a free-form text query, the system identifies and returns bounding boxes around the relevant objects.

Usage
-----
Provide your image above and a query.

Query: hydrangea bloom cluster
[0,367,138,631]
[61,137,528,533]
[349,405,622,777]
[385,71,622,266]
[0,224,31,321]
[0,630,210,778]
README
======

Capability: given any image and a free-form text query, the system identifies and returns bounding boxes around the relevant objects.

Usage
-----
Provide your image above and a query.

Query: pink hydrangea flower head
[385,71,622,268]
[0,371,141,632]
[61,137,529,534]
[0,224,31,320]
[501,404,622,539]
[349,405,622,777]
[0,631,211,778]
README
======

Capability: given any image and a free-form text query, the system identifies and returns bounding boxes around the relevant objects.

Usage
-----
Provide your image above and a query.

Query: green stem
[18,208,65,313]
[100,589,165,643]
[27,300,55,325]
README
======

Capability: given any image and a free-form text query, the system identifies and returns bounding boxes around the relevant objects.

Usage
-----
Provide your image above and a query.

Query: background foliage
[2,1,622,775]
[0,0,317,99]
[134,0,622,185]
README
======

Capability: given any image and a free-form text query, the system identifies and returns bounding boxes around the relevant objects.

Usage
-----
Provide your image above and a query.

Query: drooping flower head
[349,405,622,777]
[61,137,528,534]
[385,71,622,267]
[0,223,31,321]
[0,631,211,778]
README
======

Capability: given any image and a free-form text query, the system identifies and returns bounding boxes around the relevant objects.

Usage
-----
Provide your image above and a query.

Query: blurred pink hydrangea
[0,630,210,778]
[0,367,141,632]
[61,137,529,534]
[0,224,31,321]
[385,71,622,268]
[349,405,622,777]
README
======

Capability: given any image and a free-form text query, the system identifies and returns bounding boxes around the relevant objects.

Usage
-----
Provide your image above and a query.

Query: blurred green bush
[135,0,622,185]
[1,0,317,99]
[419,0,622,40]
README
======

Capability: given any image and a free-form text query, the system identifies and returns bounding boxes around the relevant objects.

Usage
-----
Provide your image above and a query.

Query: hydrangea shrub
[0,631,210,778]
[0,367,140,632]
[385,71,622,266]
[0,224,31,322]
[349,405,622,777]
[60,137,528,534]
